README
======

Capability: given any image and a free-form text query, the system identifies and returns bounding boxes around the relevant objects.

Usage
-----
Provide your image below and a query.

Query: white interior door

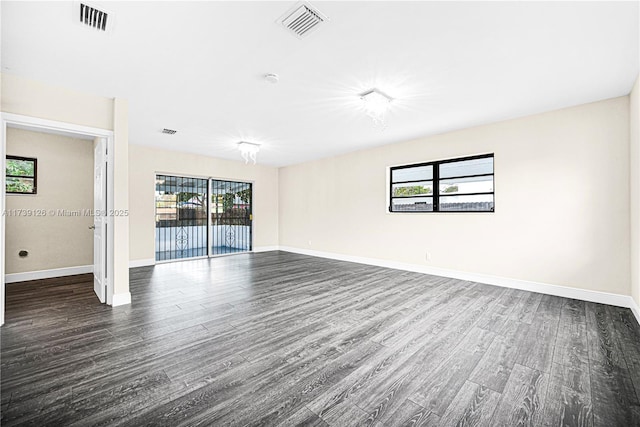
[93,138,107,303]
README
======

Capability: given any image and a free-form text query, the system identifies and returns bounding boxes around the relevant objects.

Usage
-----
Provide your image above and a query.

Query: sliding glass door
[155,175,252,261]
[155,175,208,261]
[210,180,252,255]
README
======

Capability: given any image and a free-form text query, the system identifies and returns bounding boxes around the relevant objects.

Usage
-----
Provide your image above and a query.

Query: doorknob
[89,225,96,229]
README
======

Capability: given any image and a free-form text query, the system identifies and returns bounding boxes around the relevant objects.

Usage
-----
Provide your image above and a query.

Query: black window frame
[389,153,494,213]
[6,155,37,195]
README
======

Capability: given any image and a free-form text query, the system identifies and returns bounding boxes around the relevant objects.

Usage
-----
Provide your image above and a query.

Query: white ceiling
[2,1,638,167]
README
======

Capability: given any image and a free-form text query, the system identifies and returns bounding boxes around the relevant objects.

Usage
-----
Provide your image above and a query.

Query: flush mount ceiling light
[238,141,260,164]
[360,88,393,130]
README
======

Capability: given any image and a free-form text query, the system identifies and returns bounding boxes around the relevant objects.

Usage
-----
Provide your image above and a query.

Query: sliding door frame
[207,178,213,258]
[154,172,254,262]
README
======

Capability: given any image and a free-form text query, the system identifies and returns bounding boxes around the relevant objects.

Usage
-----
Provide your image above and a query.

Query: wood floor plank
[541,298,594,426]
[469,322,529,393]
[319,401,370,426]
[606,305,640,406]
[475,288,524,333]
[540,362,593,427]
[378,398,439,427]
[275,406,329,427]
[509,292,544,325]
[585,302,640,426]
[408,344,489,416]
[511,297,562,377]
[437,380,501,427]
[489,363,549,427]
[553,299,589,368]
[1,251,639,426]
[515,316,560,374]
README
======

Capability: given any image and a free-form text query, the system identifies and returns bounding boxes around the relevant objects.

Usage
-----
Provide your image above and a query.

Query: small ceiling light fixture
[264,73,280,84]
[360,88,393,130]
[238,141,261,164]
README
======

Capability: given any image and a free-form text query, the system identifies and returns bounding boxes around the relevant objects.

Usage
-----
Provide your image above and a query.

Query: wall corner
[630,73,640,308]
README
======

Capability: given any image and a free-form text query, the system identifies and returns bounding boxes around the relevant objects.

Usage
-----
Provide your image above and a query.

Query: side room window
[6,156,37,194]
[390,154,494,212]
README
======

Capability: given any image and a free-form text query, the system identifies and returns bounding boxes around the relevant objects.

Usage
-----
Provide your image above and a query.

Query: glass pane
[392,165,433,183]
[439,157,493,179]
[439,175,493,195]
[439,194,494,212]
[211,180,252,255]
[155,174,208,261]
[392,181,433,197]
[6,177,35,193]
[6,159,35,177]
[391,197,433,212]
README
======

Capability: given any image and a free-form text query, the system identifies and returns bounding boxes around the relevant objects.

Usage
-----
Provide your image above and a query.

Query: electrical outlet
[425,251,431,261]
[308,240,312,246]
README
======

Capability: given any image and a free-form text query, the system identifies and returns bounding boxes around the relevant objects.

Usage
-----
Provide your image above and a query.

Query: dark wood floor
[2,251,640,426]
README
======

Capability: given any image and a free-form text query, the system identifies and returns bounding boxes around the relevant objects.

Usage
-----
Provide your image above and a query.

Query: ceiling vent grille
[161,128,177,135]
[75,2,113,32]
[277,2,327,39]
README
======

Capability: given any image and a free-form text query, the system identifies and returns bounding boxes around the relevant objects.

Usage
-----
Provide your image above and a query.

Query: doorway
[0,113,115,326]
[154,175,253,262]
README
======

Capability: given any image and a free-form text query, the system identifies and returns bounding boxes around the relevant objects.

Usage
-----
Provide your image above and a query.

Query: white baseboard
[129,258,155,268]
[279,246,640,323]
[5,265,93,284]
[112,292,131,306]
[253,246,280,253]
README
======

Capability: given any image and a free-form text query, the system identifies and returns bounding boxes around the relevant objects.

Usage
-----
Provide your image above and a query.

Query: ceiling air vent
[277,2,328,39]
[75,2,113,32]
[161,128,177,135]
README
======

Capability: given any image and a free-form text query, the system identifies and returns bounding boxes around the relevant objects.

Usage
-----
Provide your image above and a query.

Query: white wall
[279,97,630,296]
[128,145,279,263]
[5,128,93,274]
[1,73,113,130]
[631,74,640,307]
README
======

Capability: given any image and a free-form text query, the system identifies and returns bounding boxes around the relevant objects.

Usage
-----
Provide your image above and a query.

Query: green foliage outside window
[7,159,34,176]
[393,185,431,197]
[222,188,252,212]
[6,156,36,194]
[442,185,459,193]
